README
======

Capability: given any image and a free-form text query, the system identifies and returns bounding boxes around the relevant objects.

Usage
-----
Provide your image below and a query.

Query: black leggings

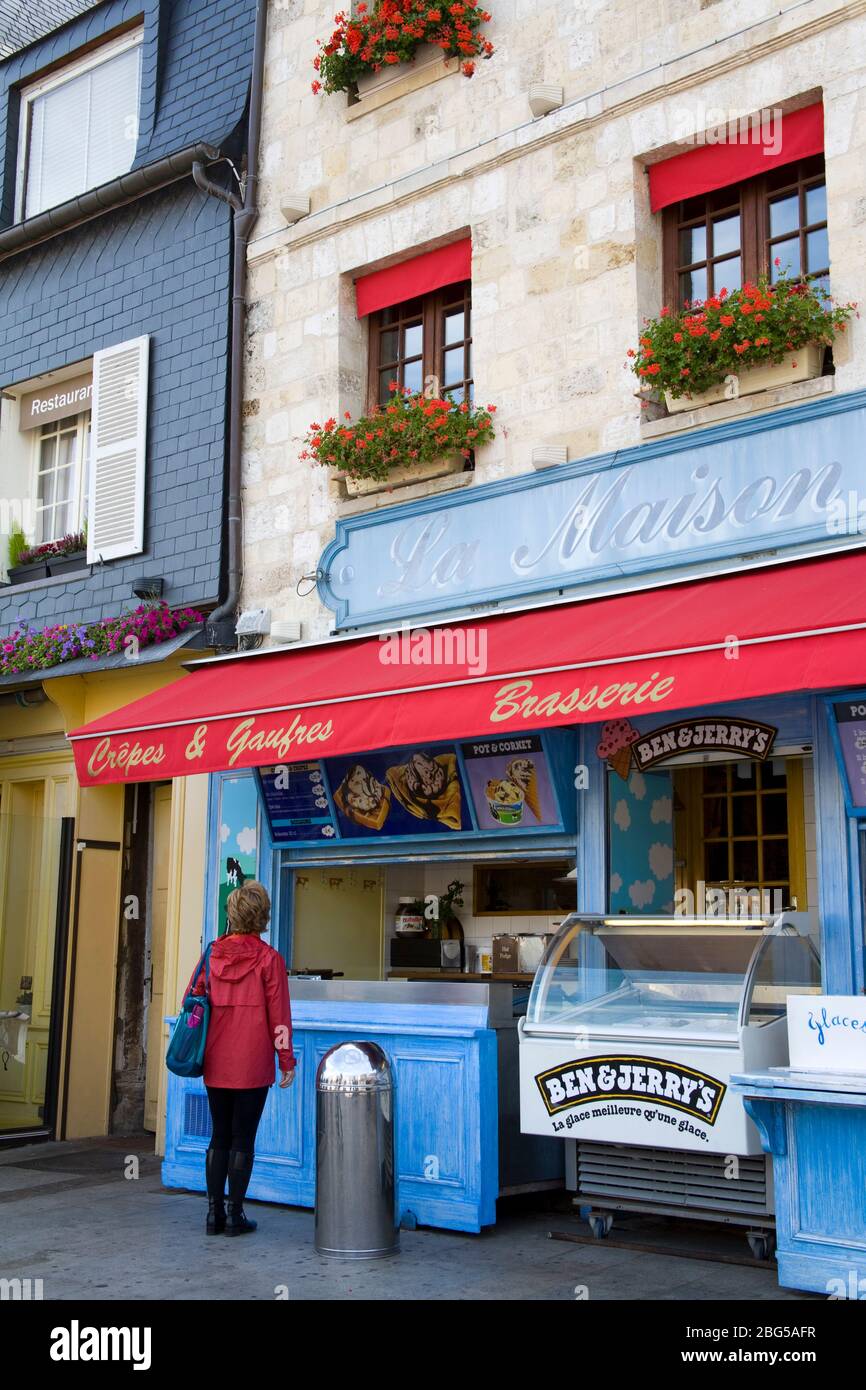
[206,1086,269,1154]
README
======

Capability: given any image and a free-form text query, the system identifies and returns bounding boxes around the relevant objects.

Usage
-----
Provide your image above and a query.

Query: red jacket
[187,933,295,1089]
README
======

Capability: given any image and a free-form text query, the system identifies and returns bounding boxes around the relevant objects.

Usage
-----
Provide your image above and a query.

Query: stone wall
[243,0,866,639]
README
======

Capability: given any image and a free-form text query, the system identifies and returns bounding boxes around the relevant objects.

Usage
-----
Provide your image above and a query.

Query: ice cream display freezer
[518,914,820,1251]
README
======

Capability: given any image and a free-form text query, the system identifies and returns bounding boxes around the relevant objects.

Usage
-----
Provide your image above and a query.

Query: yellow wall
[293,868,384,980]
[154,772,209,1157]
[0,750,76,1131]
[0,648,209,1141]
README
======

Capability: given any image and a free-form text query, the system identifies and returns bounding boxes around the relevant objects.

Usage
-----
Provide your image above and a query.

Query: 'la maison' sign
[319,388,866,628]
[787,995,866,1073]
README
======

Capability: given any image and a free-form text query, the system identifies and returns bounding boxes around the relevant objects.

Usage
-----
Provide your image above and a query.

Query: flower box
[7,560,50,584]
[47,550,88,576]
[663,342,825,414]
[355,42,444,99]
[343,451,466,496]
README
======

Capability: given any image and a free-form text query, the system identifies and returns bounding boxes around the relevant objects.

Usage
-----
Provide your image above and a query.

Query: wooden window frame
[662,156,827,311]
[366,280,472,411]
[673,759,807,910]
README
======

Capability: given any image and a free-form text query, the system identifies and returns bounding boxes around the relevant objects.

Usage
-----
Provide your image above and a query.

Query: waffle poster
[460,736,560,831]
[326,745,470,838]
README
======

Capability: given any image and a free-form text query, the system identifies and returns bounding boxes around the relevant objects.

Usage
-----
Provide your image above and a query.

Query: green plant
[628,269,857,402]
[301,385,496,482]
[7,523,28,569]
[313,0,494,96]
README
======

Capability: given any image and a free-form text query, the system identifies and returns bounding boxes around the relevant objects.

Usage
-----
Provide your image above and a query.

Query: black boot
[205,1147,229,1235]
[224,1150,257,1236]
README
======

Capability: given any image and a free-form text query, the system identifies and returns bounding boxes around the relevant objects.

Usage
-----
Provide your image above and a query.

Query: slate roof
[0,0,102,58]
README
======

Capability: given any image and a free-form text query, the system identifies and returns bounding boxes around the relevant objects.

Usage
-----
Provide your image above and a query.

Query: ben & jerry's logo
[632,718,776,771]
[535,1055,726,1124]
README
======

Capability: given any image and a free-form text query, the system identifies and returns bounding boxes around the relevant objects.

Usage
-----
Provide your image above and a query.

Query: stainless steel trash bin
[314,1040,399,1259]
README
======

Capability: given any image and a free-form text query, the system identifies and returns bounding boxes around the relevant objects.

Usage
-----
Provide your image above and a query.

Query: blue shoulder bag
[166,944,213,1078]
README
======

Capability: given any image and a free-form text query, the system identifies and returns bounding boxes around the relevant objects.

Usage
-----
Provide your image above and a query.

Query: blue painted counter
[163,979,560,1233]
[731,1067,866,1296]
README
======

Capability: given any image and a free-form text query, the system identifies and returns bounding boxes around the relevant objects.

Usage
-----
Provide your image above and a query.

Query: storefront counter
[731,1068,866,1295]
[163,979,562,1233]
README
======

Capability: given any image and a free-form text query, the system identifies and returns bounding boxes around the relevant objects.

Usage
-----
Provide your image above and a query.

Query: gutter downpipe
[198,0,268,650]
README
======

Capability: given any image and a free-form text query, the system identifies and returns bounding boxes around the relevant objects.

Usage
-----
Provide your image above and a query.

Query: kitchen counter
[386,969,536,984]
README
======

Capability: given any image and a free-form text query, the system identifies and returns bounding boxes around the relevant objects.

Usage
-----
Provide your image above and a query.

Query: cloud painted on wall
[629,772,647,801]
[629,879,656,908]
[236,826,257,856]
[649,841,674,881]
[610,871,623,894]
[650,795,672,825]
[613,799,631,832]
[220,822,230,844]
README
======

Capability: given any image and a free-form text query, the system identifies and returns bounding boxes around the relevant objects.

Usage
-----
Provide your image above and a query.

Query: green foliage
[7,523,28,568]
[313,0,494,96]
[301,386,497,481]
[629,272,857,401]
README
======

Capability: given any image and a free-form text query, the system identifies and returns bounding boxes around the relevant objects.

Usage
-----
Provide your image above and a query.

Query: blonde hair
[226,881,271,935]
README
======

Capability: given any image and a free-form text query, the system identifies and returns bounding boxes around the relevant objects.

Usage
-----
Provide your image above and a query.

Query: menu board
[257,762,338,842]
[327,744,469,839]
[460,735,561,832]
[832,700,866,814]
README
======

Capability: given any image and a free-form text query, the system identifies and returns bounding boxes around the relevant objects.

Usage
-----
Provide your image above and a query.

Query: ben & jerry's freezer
[518,912,819,1255]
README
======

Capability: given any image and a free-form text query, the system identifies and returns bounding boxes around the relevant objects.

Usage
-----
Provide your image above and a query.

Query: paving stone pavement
[0,1139,812,1302]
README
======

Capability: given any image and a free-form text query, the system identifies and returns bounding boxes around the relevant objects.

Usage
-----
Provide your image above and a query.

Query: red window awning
[355,239,471,317]
[69,550,866,787]
[648,102,824,212]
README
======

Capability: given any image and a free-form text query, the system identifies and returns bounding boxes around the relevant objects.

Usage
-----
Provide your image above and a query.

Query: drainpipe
[199,0,268,651]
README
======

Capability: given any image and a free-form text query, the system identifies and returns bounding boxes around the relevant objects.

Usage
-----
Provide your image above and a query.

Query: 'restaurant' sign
[631,717,777,770]
[19,373,93,429]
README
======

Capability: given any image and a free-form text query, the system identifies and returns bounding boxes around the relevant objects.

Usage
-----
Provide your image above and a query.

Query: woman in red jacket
[186,880,295,1236]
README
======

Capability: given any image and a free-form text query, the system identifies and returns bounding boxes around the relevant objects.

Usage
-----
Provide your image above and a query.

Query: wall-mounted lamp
[131,576,164,599]
[280,195,311,224]
[528,83,564,119]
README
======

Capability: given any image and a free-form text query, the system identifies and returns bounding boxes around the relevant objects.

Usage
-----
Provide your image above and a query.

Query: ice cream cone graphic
[508,758,541,820]
[609,746,633,781]
[596,719,640,782]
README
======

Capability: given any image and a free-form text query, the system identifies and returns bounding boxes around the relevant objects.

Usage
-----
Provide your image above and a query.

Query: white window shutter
[87,336,149,564]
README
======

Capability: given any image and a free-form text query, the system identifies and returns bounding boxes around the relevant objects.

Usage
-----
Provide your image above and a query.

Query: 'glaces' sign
[319,391,866,628]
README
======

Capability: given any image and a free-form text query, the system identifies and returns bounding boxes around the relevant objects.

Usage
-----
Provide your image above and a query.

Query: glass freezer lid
[524,913,821,1036]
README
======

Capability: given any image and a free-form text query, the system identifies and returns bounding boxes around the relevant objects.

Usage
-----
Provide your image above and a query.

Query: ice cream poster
[833,700,866,814]
[325,745,469,838]
[460,736,561,831]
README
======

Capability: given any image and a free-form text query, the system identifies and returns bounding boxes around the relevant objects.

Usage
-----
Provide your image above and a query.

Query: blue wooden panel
[162,1018,499,1233]
[794,1103,866,1244]
[734,1071,866,1294]
[812,697,865,995]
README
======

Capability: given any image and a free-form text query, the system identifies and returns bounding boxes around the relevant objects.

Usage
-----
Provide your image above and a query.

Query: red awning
[648,102,824,212]
[355,239,471,317]
[69,551,866,786]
